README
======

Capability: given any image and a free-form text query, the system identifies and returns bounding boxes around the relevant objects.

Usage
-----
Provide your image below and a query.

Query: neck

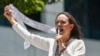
[62,31,71,43]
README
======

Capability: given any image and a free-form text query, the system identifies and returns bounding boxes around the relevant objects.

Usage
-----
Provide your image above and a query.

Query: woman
[4,6,85,56]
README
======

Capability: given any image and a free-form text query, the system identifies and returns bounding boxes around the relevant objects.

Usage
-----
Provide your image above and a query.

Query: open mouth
[57,28,63,34]
[60,28,63,32]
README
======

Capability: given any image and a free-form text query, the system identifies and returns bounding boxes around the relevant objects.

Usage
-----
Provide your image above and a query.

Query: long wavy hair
[55,12,83,39]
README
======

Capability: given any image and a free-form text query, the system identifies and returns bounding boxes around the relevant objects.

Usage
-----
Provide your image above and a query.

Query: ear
[70,24,74,30]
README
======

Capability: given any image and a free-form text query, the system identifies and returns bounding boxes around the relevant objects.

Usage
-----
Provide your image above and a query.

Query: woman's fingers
[4,6,10,14]
[4,6,12,20]
[55,34,62,42]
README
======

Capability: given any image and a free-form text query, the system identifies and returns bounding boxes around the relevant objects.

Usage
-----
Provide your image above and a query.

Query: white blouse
[12,23,86,56]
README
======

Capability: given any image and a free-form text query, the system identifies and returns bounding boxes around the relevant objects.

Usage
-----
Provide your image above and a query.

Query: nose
[57,22,62,28]
[58,22,61,26]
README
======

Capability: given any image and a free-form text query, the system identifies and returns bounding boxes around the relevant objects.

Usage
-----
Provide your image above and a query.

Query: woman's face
[55,14,74,35]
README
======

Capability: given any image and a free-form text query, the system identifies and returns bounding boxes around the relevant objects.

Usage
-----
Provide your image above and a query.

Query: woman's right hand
[4,5,16,25]
[55,34,66,50]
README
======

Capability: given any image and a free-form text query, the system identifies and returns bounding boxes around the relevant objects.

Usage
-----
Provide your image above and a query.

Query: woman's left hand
[4,5,17,25]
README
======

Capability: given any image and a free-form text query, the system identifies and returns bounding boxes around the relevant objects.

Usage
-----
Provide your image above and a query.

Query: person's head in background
[55,12,83,41]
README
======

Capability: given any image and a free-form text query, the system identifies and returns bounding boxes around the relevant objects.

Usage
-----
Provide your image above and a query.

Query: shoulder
[67,38,85,49]
[66,38,86,55]
[74,39,85,46]
[68,38,85,45]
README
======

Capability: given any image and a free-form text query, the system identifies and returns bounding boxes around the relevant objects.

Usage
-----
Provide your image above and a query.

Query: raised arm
[4,5,51,51]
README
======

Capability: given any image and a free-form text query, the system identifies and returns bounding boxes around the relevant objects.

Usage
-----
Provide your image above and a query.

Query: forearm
[12,23,50,51]
[12,23,31,40]
[8,17,17,25]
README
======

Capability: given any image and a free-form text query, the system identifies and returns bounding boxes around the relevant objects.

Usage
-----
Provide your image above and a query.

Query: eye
[55,20,66,24]
[61,21,66,24]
